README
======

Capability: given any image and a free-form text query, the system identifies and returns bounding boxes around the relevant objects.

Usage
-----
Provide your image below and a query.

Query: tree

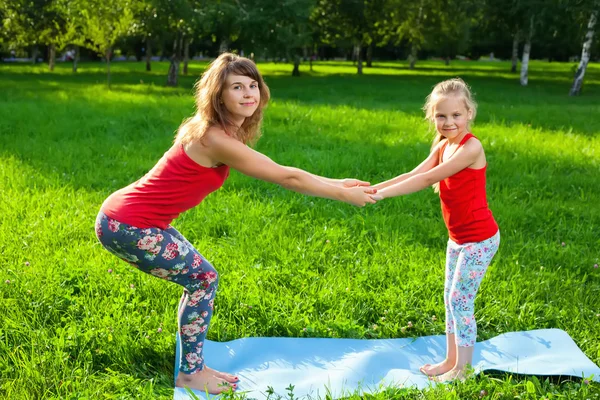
[77,0,135,87]
[520,14,534,86]
[425,0,476,65]
[378,0,441,69]
[478,0,523,72]
[570,2,598,95]
[132,0,163,72]
[312,0,386,74]
[242,0,315,76]
[1,0,46,64]
[41,0,84,71]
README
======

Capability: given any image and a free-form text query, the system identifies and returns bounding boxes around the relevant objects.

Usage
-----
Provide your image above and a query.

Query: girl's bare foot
[419,359,455,376]
[432,367,467,382]
[175,366,238,394]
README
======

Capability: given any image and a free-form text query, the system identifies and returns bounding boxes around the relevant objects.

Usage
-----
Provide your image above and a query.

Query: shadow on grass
[2,64,599,138]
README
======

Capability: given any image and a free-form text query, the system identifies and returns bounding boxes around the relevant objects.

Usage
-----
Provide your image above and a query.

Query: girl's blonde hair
[422,78,477,192]
[175,52,271,146]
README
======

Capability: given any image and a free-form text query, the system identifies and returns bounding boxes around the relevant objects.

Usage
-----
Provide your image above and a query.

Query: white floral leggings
[95,211,217,374]
[444,230,500,347]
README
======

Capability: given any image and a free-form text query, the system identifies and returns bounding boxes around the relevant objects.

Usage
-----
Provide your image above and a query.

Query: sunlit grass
[0,59,599,399]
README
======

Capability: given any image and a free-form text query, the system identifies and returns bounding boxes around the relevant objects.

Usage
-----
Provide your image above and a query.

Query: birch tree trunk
[520,16,534,86]
[48,44,56,71]
[145,37,152,72]
[570,10,597,96]
[511,31,519,73]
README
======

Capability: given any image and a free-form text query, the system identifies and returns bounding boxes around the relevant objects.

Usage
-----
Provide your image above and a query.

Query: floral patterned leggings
[444,230,500,347]
[95,211,217,374]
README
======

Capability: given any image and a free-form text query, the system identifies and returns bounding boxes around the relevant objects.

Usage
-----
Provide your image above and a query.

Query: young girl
[95,53,377,394]
[371,78,499,382]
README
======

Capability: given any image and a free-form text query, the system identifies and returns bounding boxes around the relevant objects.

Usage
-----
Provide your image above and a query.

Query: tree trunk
[167,55,179,87]
[357,45,363,75]
[219,38,229,54]
[444,56,450,66]
[520,16,534,86]
[409,44,418,69]
[409,0,423,70]
[570,10,597,96]
[352,44,359,65]
[73,45,79,73]
[183,38,190,75]
[145,37,152,71]
[31,46,38,64]
[178,35,184,59]
[292,56,300,76]
[106,47,112,89]
[511,31,519,73]
[366,43,373,67]
[48,44,55,71]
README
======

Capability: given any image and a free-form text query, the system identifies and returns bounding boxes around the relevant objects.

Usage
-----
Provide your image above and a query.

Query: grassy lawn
[0,58,599,399]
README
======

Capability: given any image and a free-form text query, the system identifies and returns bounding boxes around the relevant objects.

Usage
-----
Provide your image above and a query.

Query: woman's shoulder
[202,125,232,146]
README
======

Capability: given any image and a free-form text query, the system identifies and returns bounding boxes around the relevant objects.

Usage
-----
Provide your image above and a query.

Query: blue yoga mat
[173,329,600,399]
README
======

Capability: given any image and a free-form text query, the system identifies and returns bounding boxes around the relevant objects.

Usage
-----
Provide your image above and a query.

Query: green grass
[0,59,599,399]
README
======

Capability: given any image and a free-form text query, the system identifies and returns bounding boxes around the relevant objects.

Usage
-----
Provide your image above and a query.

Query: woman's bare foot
[204,365,239,383]
[432,367,467,382]
[175,366,238,394]
[419,359,455,376]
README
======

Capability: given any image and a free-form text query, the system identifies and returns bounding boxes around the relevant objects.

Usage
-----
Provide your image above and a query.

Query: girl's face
[433,95,472,140]
[221,74,260,124]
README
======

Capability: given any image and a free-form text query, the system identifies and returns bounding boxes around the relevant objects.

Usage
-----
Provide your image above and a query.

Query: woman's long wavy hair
[175,52,270,146]
[422,78,478,192]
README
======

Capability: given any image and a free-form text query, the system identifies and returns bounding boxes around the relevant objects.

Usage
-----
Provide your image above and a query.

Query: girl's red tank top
[101,143,229,229]
[438,133,498,244]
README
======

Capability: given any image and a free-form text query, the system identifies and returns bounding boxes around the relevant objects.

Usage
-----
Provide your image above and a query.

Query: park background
[1,0,599,399]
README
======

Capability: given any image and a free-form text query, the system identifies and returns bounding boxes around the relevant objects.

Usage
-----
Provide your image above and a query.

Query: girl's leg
[95,212,237,393]
[420,240,461,376]
[434,231,500,382]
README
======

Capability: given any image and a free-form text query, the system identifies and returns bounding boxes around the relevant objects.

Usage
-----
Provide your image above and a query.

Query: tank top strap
[439,140,448,164]
[459,133,475,146]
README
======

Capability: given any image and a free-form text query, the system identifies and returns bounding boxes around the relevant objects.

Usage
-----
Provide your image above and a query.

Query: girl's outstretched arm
[371,141,444,191]
[373,139,482,200]
[204,128,377,207]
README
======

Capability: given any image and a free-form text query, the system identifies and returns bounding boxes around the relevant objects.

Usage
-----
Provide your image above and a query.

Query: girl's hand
[341,178,371,187]
[342,186,378,207]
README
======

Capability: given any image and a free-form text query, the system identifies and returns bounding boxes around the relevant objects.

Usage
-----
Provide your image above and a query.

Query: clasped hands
[339,178,384,206]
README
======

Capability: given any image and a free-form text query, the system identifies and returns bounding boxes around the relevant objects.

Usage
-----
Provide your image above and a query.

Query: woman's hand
[340,178,371,188]
[341,186,378,207]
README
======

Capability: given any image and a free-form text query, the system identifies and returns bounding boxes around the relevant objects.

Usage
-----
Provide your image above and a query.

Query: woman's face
[221,74,260,124]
